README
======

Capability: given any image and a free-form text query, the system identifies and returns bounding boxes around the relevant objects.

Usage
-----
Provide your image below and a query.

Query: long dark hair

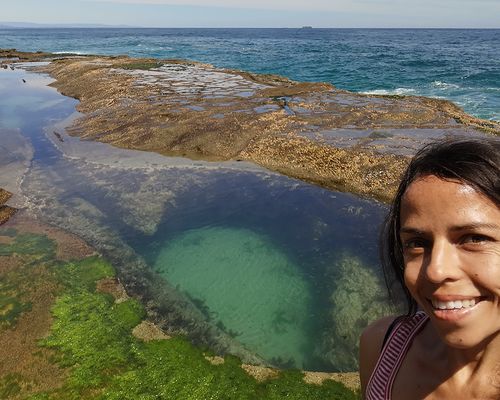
[380,137,500,315]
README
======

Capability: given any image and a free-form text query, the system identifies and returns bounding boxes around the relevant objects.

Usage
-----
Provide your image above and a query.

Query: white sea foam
[361,88,417,96]
[53,51,88,55]
[431,81,460,89]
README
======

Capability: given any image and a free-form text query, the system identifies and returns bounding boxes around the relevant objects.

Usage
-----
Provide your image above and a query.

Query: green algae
[0,294,31,329]
[0,374,22,399]
[117,61,163,70]
[0,229,37,329]
[0,231,56,260]
[0,232,354,399]
[53,255,115,293]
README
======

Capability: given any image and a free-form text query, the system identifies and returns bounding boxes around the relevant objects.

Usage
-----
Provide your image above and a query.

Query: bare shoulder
[359,316,397,396]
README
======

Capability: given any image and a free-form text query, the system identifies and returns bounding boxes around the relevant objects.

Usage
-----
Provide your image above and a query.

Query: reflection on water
[0,65,398,371]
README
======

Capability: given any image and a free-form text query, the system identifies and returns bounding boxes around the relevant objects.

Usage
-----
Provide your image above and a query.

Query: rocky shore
[0,189,16,225]
[2,48,498,204]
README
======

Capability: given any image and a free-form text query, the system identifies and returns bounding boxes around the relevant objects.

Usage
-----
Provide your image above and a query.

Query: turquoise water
[1,28,498,121]
[154,226,313,368]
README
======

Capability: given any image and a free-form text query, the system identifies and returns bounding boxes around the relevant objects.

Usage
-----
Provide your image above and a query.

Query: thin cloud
[81,0,500,14]
[80,0,367,12]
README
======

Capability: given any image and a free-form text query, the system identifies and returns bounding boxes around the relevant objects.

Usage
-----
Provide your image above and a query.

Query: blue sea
[1,28,499,121]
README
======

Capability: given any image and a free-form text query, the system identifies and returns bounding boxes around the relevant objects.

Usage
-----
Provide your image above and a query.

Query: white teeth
[431,298,477,310]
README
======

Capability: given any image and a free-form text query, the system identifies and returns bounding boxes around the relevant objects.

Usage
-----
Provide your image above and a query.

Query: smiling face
[400,175,500,349]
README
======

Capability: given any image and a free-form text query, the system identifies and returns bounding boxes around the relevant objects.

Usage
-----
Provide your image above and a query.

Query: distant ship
[301,26,313,29]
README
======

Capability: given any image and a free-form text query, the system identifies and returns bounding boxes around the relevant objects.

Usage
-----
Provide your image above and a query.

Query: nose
[423,239,462,283]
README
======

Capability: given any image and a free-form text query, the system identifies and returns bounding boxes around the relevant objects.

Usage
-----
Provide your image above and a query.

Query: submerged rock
[316,253,400,371]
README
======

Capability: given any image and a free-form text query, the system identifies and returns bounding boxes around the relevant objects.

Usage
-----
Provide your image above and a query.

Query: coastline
[3,48,498,206]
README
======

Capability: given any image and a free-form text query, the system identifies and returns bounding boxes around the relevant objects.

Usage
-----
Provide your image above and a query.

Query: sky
[1,0,499,28]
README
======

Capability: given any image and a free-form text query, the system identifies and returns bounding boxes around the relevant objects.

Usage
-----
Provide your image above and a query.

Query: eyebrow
[400,223,500,235]
[399,227,425,235]
[450,223,500,231]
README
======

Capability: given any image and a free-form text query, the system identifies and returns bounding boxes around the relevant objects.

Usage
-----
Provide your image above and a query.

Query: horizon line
[1,24,499,30]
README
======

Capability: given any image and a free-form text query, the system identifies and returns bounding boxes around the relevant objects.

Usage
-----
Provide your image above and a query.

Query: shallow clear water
[154,226,313,367]
[1,28,499,121]
[0,66,395,371]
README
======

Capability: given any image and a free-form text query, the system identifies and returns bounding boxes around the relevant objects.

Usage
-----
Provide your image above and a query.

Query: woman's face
[400,175,500,349]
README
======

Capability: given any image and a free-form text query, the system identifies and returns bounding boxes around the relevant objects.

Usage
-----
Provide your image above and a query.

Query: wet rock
[0,189,16,225]
[132,320,171,341]
[303,371,360,391]
[20,52,497,201]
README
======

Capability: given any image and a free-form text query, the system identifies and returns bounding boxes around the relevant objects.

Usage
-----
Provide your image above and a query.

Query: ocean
[0,28,498,121]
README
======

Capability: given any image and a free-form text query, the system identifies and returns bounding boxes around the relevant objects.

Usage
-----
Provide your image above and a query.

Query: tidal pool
[0,65,397,371]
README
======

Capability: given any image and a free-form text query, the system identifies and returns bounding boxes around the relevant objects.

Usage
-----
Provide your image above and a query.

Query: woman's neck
[444,332,500,384]
[423,323,500,394]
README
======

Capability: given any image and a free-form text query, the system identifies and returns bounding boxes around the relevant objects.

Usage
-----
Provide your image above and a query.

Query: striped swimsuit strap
[366,311,429,400]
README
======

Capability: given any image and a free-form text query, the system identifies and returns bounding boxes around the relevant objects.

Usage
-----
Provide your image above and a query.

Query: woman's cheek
[403,262,420,295]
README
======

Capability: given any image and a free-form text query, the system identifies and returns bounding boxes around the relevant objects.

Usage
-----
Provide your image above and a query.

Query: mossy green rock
[37,256,356,399]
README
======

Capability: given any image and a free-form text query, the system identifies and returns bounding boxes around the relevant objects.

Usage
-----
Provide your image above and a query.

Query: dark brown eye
[462,235,490,244]
[403,238,428,249]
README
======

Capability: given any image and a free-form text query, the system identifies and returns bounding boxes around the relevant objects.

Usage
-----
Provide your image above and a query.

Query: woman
[359,137,500,399]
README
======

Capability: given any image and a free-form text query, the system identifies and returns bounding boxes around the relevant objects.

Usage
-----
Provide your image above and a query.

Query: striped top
[366,311,429,400]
